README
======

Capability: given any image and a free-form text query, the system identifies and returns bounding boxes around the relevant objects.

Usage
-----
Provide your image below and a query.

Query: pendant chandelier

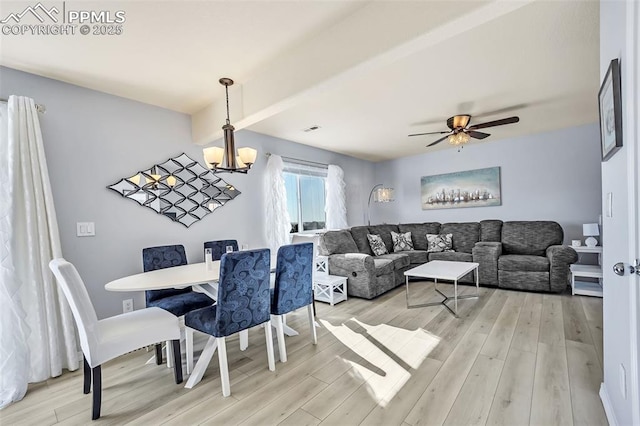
[203,78,257,173]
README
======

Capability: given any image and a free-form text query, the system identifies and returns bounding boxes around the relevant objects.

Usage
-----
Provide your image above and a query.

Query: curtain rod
[265,152,328,168]
[0,98,46,113]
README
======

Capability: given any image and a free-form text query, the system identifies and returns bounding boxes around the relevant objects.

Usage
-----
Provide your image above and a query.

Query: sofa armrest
[472,242,502,285]
[546,245,578,292]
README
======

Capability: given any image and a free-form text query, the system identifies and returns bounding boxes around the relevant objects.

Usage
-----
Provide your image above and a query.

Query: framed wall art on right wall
[598,58,623,161]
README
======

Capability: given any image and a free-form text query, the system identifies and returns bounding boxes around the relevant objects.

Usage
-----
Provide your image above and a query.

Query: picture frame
[598,58,623,161]
[420,167,501,210]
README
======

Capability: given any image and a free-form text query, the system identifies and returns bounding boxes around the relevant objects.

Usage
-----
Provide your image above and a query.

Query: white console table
[570,246,603,297]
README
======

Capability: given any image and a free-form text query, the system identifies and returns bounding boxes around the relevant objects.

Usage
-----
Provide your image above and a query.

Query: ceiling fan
[409,114,520,147]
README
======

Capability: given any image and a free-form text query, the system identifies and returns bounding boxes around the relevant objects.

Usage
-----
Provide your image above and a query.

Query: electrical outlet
[123,299,133,313]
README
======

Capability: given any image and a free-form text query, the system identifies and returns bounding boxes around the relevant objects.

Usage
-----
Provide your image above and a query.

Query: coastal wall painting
[421,167,501,210]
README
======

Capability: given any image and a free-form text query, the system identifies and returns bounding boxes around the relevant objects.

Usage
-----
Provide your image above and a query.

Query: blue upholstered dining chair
[203,239,239,260]
[142,244,213,364]
[183,249,275,395]
[271,243,317,363]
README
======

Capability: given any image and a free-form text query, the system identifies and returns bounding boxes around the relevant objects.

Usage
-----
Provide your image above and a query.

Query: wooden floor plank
[511,292,543,354]
[485,348,536,426]
[562,295,595,345]
[566,340,608,426]
[404,332,487,426]
[530,342,573,426]
[443,354,504,426]
[538,294,566,347]
[480,292,525,360]
[279,409,321,426]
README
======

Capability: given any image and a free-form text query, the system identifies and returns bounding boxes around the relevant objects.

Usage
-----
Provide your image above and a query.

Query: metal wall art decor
[421,167,501,210]
[108,153,241,227]
[598,58,623,161]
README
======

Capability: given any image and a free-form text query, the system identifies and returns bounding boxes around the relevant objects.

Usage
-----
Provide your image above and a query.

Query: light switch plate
[76,222,95,237]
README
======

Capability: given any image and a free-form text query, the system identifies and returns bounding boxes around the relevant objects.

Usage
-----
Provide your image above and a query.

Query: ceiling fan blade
[408,131,450,137]
[427,135,450,147]
[467,130,490,139]
[468,116,519,130]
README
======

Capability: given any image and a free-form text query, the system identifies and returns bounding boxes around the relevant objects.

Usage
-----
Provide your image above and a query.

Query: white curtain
[264,154,291,252]
[0,96,79,409]
[325,165,348,229]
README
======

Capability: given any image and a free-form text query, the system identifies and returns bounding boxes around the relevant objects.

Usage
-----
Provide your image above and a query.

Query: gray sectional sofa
[318,220,578,299]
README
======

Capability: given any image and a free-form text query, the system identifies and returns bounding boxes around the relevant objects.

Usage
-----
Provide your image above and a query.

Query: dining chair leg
[185,336,218,389]
[155,343,163,365]
[91,365,102,420]
[216,337,231,397]
[83,356,91,394]
[239,330,248,351]
[185,327,194,374]
[307,305,317,344]
[273,315,287,362]
[171,339,183,384]
[264,320,276,371]
[166,340,173,369]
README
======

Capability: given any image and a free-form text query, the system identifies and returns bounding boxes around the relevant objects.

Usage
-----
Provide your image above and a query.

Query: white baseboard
[600,382,619,426]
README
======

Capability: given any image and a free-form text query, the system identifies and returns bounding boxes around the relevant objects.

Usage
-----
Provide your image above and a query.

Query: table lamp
[583,223,599,247]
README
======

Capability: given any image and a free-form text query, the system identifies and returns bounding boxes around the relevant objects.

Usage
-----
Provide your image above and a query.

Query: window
[283,162,327,233]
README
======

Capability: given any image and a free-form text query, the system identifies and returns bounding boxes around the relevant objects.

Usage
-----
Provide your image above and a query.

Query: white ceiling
[0,1,599,162]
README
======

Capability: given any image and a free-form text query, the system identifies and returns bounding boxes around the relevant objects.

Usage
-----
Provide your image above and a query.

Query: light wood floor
[1,282,607,425]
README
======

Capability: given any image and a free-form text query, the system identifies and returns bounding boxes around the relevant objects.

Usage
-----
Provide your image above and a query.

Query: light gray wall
[371,124,602,244]
[1,66,374,318]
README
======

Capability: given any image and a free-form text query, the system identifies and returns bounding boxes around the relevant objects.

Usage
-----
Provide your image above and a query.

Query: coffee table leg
[476,266,479,297]
[405,275,410,307]
[454,279,458,314]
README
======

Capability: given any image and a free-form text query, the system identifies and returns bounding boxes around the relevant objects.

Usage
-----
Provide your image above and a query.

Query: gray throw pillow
[426,233,454,252]
[391,231,414,252]
[367,234,388,256]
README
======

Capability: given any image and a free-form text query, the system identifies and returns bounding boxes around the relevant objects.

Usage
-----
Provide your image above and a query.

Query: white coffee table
[404,260,480,317]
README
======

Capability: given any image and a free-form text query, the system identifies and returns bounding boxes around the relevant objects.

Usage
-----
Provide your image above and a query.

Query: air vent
[303,125,321,132]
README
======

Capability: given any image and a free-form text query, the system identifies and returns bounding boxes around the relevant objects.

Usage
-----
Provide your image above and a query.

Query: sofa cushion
[368,224,400,252]
[398,223,441,250]
[480,220,503,242]
[426,233,453,252]
[373,258,394,276]
[428,251,473,262]
[320,230,358,255]
[502,221,563,256]
[391,231,414,252]
[402,250,429,264]
[367,234,389,256]
[350,226,373,255]
[440,222,480,253]
[375,253,410,270]
[499,255,550,272]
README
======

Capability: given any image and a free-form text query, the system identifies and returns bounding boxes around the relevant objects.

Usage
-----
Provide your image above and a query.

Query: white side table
[314,275,347,306]
[570,245,603,297]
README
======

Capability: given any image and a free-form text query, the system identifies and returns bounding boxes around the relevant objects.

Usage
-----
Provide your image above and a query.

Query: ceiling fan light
[448,132,470,146]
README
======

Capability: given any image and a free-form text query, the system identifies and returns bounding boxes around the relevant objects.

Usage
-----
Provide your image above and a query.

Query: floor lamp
[367,184,394,225]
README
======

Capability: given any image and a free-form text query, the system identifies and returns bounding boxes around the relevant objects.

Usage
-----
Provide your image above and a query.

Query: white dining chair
[49,258,183,420]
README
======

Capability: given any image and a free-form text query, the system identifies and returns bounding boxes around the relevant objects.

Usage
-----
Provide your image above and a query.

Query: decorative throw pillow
[367,234,388,256]
[426,233,454,253]
[391,231,414,252]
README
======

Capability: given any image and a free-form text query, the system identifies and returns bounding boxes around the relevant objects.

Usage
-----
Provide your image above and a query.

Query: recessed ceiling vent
[303,125,321,132]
